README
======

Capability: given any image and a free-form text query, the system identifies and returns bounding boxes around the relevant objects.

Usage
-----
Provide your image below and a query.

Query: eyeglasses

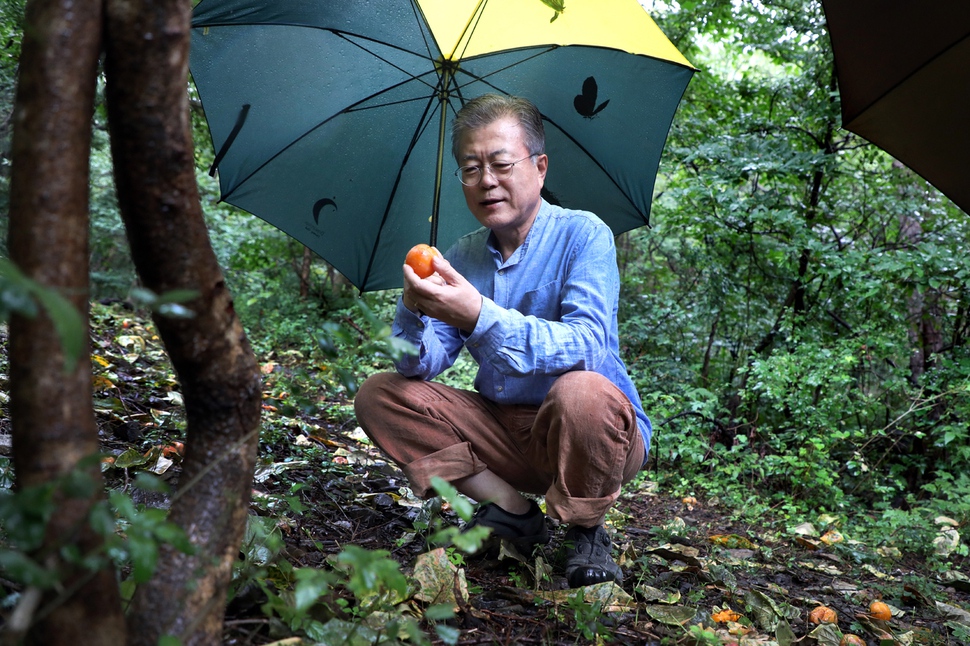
[454,154,538,186]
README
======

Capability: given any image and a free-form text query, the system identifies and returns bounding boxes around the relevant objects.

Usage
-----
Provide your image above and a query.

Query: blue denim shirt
[392,200,652,461]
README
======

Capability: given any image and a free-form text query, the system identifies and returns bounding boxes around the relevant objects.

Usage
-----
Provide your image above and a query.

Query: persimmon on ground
[869,601,892,620]
[406,243,442,279]
[809,605,838,625]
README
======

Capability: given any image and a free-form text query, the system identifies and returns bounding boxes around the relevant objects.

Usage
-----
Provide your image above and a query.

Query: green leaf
[129,287,199,319]
[435,624,460,645]
[430,476,475,521]
[128,531,160,583]
[424,603,455,621]
[293,567,333,613]
[643,604,697,626]
[0,257,85,373]
[0,549,58,587]
[334,544,408,601]
[32,284,85,372]
[114,448,151,469]
[776,619,796,646]
[88,500,116,537]
[133,472,171,493]
[314,619,381,646]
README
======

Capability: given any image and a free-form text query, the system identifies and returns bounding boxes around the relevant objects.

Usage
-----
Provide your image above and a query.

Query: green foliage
[315,298,416,397]
[0,465,192,597]
[618,0,970,541]
[427,476,490,554]
[0,257,86,372]
[107,476,194,583]
[2,0,969,640]
[566,591,612,642]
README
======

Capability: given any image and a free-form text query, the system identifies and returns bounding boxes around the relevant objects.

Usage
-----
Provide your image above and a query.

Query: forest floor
[212,422,970,646]
[5,301,969,645]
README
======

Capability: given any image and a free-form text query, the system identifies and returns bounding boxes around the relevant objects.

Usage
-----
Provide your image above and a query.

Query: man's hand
[402,255,482,332]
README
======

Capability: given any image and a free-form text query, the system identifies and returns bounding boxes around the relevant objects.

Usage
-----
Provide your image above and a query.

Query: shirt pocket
[516,280,562,321]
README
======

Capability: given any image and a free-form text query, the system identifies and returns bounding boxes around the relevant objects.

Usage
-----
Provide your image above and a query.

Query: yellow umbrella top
[418,0,694,68]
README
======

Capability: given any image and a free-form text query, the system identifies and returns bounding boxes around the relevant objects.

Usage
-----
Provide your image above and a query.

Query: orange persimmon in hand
[405,243,442,279]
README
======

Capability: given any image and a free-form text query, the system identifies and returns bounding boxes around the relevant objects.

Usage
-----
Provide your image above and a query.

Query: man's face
[457,116,548,242]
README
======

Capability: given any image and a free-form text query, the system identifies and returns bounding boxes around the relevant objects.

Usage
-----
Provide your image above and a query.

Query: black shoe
[563,525,623,587]
[464,500,550,552]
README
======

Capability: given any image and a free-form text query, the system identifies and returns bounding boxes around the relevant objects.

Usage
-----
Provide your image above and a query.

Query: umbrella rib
[332,31,440,94]
[193,17,442,92]
[452,46,558,90]
[360,94,442,289]
[542,113,648,224]
[453,0,489,61]
[221,72,437,200]
[408,0,445,64]
[846,33,970,127]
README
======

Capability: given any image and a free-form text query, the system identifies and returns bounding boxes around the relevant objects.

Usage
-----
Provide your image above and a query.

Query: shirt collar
[485,199,550,267]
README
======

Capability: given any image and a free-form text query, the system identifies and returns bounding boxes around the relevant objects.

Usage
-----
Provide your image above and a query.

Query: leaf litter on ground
[6,301,967,645]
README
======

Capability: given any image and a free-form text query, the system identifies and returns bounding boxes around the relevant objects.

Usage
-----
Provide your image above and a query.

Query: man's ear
[536,153,549,182]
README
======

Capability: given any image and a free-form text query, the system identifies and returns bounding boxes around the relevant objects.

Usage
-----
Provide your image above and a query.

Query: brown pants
[354,370,645,527]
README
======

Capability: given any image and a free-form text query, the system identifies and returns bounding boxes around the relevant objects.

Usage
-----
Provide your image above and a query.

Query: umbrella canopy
[190,0,694,291]
[820,0,970,214]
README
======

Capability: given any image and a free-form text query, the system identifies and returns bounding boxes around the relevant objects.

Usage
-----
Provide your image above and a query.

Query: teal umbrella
[190,0,694,291]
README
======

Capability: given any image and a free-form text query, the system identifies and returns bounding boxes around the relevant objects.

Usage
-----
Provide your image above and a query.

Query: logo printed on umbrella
[312,198,338,226]
[574,76,610,119]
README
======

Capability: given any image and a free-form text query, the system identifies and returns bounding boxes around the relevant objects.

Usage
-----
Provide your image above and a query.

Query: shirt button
[497,386,504,392]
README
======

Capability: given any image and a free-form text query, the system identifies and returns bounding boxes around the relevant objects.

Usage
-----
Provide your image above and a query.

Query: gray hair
[451,94,545,161]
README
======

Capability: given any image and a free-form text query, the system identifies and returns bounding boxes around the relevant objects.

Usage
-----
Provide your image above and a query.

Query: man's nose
[480,167,500,187]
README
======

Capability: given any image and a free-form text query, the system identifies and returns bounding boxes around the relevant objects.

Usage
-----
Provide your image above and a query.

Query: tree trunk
[299,245,312,299]
[102,0,262,644]
[6,0,127,644]
[897,172,944,384]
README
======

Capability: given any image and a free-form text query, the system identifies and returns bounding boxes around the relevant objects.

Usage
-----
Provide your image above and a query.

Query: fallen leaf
[644,604,697,626]
[776,619,796,646]
[862,563,892,580]
[636,584,681,604]
[253,459,309,483]
[744,589,798,631]
[931,527,961,556]
[937,570,970,593]
[877,546,902,559]
[92,354,112,368]
[791,522,818,537]
[936,600,970,627]
[535,582,635,613]
[820,529,844,545]
[710,534,756,549]
[92,375,115,392]
[412,548,468,609]
[808,621,842,646]
[798,560,842,576]
[796,536,822,551]
[114,447,150,469]
[644,543,703,567]
[149,455,173,475]
[816,513,841,527]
